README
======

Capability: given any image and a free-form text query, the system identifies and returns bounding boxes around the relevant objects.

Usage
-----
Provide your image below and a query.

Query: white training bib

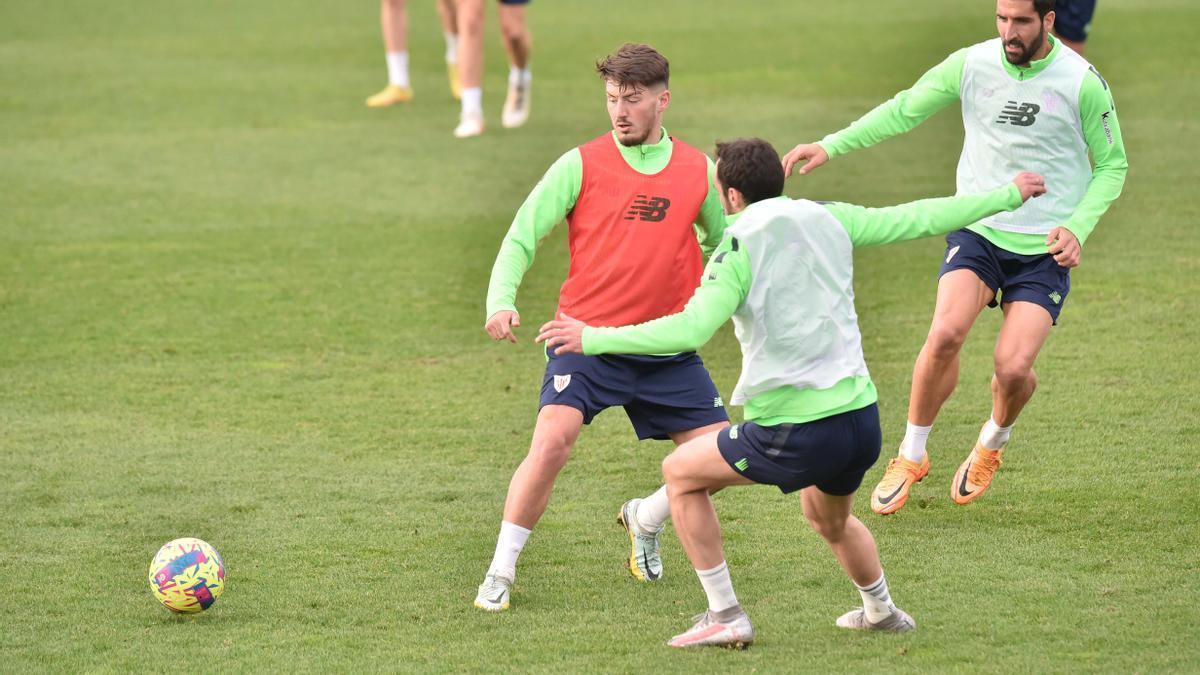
[957,38,1094,235]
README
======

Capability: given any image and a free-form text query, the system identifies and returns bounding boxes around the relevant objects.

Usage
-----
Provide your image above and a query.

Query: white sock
[508,65,532,87]
[385,51,409,88]
[635,487,670,533]
[855,572,897,623]
[461,87,483,116]
[696,561,739,612]
[443,32,458,64]
[900,422,932,462]
[487,520,530,579]
[979,417,1013,450]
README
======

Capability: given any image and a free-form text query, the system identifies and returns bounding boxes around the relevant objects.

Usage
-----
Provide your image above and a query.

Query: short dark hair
[595,43,669,89]
[714,139,785,205]
[1033,0,1056,19]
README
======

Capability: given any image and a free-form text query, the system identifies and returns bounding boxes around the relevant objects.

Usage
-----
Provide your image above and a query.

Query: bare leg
[435,0,457,34]
[501,404,584,528]
[1055,32,1086,56]
[800,487,881,586]
[661,434,753,571]
[380,0,407,53]
[991,301,1053,426]
[907,269,994,426]
[455,0,484,90]
[497,4,531,69]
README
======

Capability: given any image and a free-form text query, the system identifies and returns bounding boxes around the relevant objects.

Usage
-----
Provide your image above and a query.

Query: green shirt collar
[1000,33,1060,80]
[609,126,672,160]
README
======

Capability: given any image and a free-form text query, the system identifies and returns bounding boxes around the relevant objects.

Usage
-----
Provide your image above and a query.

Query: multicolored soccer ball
[148,537,226,613]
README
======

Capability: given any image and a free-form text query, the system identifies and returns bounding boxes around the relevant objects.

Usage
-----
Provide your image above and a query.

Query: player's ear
[1044,10,1055,34]
[657,88,671,113]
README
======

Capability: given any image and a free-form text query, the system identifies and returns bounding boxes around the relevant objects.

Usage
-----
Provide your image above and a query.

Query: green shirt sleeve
[823,183,1023,247]
[818,48,967,159]
[693,156,729,257]
[485,149,582,319]
[582,234,748,355]
[1063,68,1128,245]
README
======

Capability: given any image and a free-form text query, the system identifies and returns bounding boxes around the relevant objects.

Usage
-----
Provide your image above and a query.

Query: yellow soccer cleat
[365,84,413,108]
[870,454,930,515]
[447,62,462,101]
[951,443,1003,505]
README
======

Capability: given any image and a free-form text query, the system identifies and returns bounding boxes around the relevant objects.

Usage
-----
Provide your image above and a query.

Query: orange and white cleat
[951,443,1003,505]
[870,454,930,515]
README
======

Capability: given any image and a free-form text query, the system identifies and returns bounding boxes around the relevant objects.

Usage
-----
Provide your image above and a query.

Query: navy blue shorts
[716,404,882,495]
[1054,0,1097,42]
[540,348,729,441]
[939,229,1070,324]
[498,0,529,5]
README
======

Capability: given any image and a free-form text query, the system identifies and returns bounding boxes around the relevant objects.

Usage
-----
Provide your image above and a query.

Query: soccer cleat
[870,454,930,515]
[951,443,1004,505]
[501,80,531,128]
[618,498,663,582]
[365,84,413,108]
[667,609,755,649]
[473,572,513,612]
[446,62,462,100]
[453,111,485,138]
[835,607,916,633]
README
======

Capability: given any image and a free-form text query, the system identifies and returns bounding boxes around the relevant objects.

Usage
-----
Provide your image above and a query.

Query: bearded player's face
[605,80,669,146]
[996,0,1053,66]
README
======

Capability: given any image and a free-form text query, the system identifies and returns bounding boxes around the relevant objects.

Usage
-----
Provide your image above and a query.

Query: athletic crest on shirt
[553,374,571,393]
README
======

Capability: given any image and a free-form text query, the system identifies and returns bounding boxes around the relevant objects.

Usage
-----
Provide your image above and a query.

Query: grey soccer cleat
[473,572,513,612]
[835,606,917,632]
[618,498,663,581]
[667,609,755,649]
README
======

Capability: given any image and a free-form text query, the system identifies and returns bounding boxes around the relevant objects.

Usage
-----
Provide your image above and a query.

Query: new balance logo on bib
[996,101,1040,126]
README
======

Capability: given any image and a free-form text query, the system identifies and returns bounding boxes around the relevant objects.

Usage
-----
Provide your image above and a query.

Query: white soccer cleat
[835,606,916,632]
[473,572,513,612]
[453,111,485,138]
[667,609,755,649]
[501,80,531,129]
[618,498,663,581]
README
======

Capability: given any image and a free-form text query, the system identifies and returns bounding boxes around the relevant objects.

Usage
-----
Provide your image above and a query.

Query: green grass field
[3,0,1198,671]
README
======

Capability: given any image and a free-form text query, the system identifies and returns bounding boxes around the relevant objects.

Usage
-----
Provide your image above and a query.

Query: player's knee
[993,359,1035,387]
[528,434,572,469]
[382,0,404,9]
[806,513,846,543]
[661,452,684,486]
[926,323,968,355]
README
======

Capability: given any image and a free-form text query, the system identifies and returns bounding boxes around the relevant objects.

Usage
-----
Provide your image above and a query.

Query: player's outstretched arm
[826,172,1045,248]
[484,149,582,342]
[537,235,749,356]
[783,48,966,178]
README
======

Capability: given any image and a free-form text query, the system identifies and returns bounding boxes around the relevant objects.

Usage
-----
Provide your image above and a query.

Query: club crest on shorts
[553,374,571,393]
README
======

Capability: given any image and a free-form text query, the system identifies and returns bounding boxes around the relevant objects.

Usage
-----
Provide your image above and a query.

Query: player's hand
[484,310,521,343]
[536,315,586,355]
[1012,172,1047,202]
[782,143,829,177]
[1046,226,1081,268]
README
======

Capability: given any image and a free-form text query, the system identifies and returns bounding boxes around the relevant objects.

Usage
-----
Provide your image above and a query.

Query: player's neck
[644,125,664,146]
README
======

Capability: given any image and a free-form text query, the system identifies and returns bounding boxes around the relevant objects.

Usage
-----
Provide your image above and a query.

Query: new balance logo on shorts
[624,195,671,222]
[996,101,1040,126]
[713,396,724,408]
[734,458,749,472]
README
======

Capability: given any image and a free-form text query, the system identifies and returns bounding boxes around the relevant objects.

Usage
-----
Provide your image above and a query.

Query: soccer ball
[148,537,226,613]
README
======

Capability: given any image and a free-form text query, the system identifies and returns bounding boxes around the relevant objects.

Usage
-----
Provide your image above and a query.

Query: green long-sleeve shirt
[583,183,1023,425]
[485,129,728,320]
[817,35,1127,255]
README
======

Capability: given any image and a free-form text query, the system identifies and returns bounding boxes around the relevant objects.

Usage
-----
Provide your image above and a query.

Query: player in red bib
[475,44,730,611]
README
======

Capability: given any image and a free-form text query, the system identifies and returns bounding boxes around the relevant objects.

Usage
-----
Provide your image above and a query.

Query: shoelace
[968,451,1002,484]
[879,458,914,489]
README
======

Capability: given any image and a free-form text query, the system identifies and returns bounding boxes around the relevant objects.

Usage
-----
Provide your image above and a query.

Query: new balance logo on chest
[624,195,671,222]
[996,101,1040,126]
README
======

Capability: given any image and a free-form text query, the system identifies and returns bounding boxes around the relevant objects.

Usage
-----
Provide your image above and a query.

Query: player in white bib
[782,0,1127,514]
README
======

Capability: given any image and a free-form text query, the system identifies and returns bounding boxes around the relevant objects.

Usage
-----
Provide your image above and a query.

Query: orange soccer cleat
[870,454,930,515]
[951,443,1004,505]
